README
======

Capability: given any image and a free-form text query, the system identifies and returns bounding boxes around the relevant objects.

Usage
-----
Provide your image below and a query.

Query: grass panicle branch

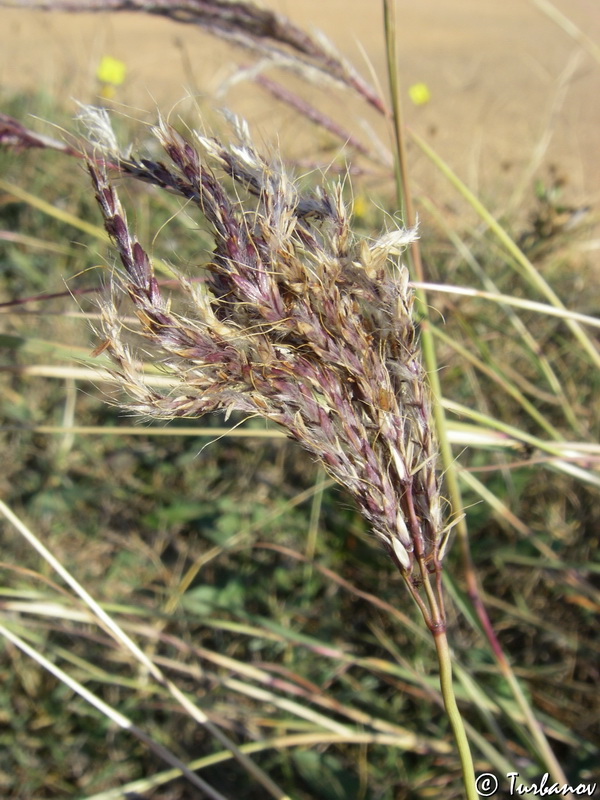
[2,0,385,113]
[0,111,79,154]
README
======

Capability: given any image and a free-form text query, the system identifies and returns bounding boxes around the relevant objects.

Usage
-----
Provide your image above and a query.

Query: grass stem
[433,628,478,800]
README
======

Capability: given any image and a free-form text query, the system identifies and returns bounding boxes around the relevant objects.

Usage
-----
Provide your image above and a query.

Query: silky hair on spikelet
[83,107,442,577]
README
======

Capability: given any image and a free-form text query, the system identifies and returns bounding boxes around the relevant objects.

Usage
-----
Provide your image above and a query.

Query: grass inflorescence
[84,109,440,582]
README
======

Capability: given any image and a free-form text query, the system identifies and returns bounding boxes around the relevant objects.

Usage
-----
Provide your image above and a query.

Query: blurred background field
[2,0,600,207]
[1,1,599,799]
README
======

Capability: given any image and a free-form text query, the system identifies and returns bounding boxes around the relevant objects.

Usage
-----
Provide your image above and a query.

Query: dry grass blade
[0,498,293,800]
[0,622,231,800]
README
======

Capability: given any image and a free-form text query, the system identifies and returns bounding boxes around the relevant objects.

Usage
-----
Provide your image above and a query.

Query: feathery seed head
[87,110,444,577]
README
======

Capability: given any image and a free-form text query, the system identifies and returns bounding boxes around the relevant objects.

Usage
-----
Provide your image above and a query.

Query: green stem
[433,628,478,800]
[383,3,478,795]
[400,557,478,800]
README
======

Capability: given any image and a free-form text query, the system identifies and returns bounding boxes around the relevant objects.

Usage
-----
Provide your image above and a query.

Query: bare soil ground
[1,0,599,215]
